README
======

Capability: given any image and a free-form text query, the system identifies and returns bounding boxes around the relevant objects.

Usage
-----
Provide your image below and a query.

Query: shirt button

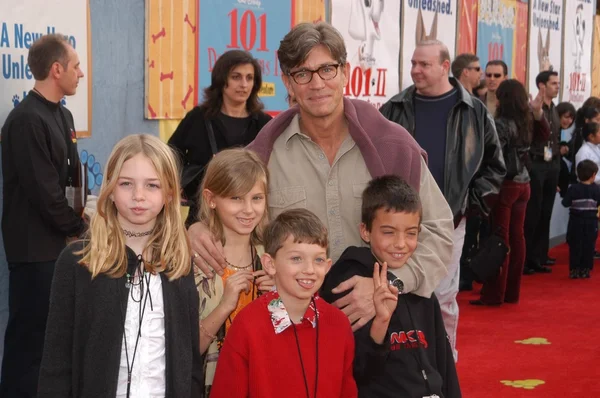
[328,180,334,186]
[319,154,324,160]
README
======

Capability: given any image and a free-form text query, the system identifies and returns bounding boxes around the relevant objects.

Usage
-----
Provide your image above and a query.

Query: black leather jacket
[380,79,506,221]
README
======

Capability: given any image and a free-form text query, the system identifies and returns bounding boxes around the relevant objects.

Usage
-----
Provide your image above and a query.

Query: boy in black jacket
[562,159,600,279]
[321,175,461,398]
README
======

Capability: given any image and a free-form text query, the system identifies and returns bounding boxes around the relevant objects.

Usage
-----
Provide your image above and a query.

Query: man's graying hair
[277,22,347,75]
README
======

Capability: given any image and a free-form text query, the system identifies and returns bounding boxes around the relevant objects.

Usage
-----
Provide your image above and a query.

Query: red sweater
[210,293,357,398]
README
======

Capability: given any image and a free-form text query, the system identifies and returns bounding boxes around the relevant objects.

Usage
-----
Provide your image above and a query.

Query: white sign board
[400,0,458,90]
[561,0,593,108]
[332,0,400,109]
[0,0,90,135]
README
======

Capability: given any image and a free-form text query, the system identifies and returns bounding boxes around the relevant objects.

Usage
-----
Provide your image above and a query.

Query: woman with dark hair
[556,101,576,142]
[168,50,272,226]
[471,79,550,306]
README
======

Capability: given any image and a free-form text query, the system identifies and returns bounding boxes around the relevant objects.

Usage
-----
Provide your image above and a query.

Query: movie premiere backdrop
[400,0,458,90]
[145,0,326,121]
[561,0,594,109]
[332,0,400,109]
[0,0,91,136]
[477,0,528,84]
[526,0,564,95]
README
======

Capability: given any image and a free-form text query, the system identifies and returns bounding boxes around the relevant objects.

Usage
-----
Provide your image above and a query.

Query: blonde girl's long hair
[77,134,191,280]
[198,148,269,247]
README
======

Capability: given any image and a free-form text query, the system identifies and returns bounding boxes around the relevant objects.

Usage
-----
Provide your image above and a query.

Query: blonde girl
[195,148,272,394]
[38,134,202,398]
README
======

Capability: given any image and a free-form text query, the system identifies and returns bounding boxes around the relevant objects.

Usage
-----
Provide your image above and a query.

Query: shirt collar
[265,290,319,334]
[283,114,307,148]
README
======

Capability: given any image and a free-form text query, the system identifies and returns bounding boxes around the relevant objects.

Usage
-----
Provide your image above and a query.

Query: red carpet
[456,242,600,397]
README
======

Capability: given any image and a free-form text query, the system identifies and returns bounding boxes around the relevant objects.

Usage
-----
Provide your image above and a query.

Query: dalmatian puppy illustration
[573,4,585,70]
[348,0,384,69]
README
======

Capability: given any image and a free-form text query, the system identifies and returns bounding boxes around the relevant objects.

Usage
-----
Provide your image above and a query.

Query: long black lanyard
[290,297,319,398]
[119,257,154,398]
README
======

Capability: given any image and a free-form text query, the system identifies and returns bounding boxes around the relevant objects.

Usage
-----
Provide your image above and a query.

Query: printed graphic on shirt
[389,329,429,350]
[267,290,318,334]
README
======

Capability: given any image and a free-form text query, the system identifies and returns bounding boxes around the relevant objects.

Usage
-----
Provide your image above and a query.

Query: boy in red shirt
[210,209,357,397]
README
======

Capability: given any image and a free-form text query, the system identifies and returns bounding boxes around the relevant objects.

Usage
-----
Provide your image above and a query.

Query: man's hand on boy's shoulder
[331,276,376,331]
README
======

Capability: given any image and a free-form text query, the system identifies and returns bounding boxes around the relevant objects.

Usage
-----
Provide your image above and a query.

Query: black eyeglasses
[467,66,481,72]
[288,64,341,85]
[486,73,502,78]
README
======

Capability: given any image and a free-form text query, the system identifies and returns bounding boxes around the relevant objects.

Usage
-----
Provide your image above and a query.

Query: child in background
[321,175,461,398]
[195,148,274,395]
[562,159,600,279]
[210,209,357,397]
[38,134,202,397]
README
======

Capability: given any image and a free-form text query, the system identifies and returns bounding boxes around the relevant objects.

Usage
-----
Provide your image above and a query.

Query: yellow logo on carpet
[514,337,551,345]
[500,380,545,390]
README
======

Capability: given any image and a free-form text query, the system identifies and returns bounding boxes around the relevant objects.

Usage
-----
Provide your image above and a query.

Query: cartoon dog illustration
[348,0,384,69]
[573,4,585,70]
[538,28,552,72]
[416,8,438,46]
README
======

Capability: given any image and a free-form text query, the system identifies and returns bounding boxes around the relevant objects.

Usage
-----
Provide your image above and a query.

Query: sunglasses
[467,66,481,72]
[486,73,502,78]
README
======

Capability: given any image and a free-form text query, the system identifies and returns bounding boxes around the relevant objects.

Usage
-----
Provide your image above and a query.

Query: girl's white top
[116,272,166,397]
[575,141,600,184]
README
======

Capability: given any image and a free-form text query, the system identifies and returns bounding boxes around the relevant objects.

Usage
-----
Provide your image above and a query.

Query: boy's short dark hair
[361,175,422,231]
[559,141,569,148]
[577,159,599,182]
[264,208,328,256]
[582,122,600,141]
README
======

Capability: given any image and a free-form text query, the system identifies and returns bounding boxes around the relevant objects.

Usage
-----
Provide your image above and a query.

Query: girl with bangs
[38,134,203,398]
[194,148,272,395]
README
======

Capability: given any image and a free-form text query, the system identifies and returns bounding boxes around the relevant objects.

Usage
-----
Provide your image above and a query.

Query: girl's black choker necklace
[122,229,153,238]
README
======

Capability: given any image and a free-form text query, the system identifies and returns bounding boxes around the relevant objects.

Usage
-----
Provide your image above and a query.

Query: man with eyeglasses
[188,22,455,336]
[483,60,508,115]
[380,40,505,361]
[451,53,482,94]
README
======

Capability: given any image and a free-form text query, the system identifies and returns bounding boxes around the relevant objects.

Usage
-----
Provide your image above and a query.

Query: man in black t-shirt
[0,34,86,397]
[380,40,505,361]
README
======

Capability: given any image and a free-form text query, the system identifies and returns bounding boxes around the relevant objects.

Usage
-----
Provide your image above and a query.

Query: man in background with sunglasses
[451,53,482,95]
[483,60,509,115]
[380,40,505,362]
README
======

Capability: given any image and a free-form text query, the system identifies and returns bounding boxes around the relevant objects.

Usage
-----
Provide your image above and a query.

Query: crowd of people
[1,20,599,398]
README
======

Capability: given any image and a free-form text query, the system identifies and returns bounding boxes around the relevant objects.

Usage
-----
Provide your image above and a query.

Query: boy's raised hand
[373,262,399,323]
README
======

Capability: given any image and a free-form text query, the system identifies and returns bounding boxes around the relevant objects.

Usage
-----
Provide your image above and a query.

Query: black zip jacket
[380,79,505,222]
[1,91,86,263]
[38,242,203,397]
[321,247,461,398]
